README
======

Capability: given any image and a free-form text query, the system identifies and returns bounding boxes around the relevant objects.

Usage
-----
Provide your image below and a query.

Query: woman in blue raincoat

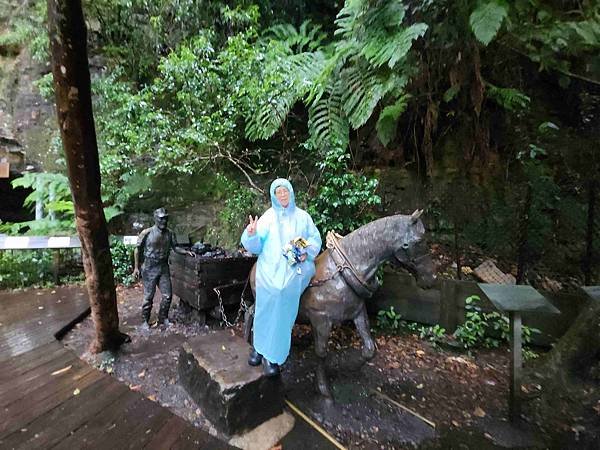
[241,178,322,376]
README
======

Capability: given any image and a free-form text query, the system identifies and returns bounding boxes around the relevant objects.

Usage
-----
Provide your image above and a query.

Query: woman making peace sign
[241,179,322,376]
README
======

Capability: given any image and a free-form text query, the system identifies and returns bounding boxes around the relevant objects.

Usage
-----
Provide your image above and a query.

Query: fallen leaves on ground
[473,406,486,418]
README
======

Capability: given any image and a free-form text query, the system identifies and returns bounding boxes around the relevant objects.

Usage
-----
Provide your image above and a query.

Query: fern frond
[245,86,296,141]
[486,83,530,111]
[307,48,349,104]
[361,23,428,69]
[266,23,298,42]
[376,95,409,147]
[265,20,326,53]
[469,0,509,46]
[365,0,405,29]
[289,51,327,94]
[308,80,350,150]
[334,0,367,39]
[245,51,325,141]
[341,64,396,129]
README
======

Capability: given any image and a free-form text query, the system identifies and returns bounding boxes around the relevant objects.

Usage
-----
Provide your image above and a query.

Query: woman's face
[275,186,290,208]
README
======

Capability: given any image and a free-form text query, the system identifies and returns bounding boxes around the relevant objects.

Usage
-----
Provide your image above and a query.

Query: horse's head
[392,210,436,289]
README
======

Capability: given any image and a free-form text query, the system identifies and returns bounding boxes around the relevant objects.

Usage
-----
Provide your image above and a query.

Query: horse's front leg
[311,314,333,398]
[354,303,376,360]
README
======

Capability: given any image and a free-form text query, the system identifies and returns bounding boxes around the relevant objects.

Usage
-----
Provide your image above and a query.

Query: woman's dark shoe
[263,361,280,377]
[248,348,263,366]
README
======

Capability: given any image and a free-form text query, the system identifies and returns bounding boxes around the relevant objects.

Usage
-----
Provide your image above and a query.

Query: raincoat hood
[270,178,296,212]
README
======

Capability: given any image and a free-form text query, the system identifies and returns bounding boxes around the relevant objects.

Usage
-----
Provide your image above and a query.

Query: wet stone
[178,330,283,436]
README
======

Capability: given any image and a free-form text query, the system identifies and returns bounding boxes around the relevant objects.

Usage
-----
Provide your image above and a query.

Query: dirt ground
[63,284,599,449]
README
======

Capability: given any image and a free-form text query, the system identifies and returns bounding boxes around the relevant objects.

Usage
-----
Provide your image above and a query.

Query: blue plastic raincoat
[241,179,322,364]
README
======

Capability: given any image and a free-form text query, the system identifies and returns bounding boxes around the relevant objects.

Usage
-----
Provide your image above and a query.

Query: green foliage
[0,172,121,235]
[93,30,272,206]
[110,241,134,286]
[0,250,54,289]
[454,296,539,359]
[469,0,508,46]
[0,173,75,235]
[308,0,425,148]
[0,0,48,60]
[376,307,446,346]
[419,324,447,345]
[265,20,326,53]
[486,84,530,111]
[507,1,600,76]
[245,21,328,142]
[307,80,350,151]
[33,73,55,100]
[307,146,380,234]
[377,306,402,331]
[376,95,409,147]
[84,1,261,83]
[205,175,265,249]
[245,0,425,150]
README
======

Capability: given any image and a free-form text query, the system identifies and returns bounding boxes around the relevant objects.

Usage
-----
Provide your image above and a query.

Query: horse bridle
[309,231,379,298]
[394,239,429,269]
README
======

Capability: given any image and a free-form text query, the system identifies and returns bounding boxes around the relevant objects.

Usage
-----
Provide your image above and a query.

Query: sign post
[477,284,560,422]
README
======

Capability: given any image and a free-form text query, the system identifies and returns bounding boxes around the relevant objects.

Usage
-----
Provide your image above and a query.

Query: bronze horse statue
[247,210,436,397]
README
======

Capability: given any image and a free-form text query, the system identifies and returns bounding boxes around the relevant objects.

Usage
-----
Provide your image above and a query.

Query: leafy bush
[376,306,402,331]
[0,172,121,235]
[204,175,265,249]
[376,307,446,347]
[307,146,380,235]
[111,241,135,286]
[0,172,75,235]
[454,295,539,358]
[0,250,54,289]
[0,0,48,60]
[419,324,447,345]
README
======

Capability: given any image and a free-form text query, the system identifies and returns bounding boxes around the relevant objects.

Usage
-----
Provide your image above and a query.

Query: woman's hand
[246,215,258,236]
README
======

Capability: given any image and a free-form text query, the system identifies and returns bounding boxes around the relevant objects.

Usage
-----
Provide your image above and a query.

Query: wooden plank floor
[0,286,232,450]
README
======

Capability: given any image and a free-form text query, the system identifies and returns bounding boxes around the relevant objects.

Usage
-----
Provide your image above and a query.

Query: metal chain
[214,280,250,327]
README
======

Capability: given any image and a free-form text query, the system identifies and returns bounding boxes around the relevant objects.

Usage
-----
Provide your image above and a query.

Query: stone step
[178,330,283,436]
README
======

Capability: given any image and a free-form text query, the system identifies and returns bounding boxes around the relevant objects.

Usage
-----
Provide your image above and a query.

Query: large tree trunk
[534,295,600,384]
[47,0,129,353]
[527,293,600,425]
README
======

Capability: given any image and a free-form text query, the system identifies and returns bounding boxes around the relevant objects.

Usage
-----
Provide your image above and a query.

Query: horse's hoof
[362,348,376,360]
[316,377,334,399]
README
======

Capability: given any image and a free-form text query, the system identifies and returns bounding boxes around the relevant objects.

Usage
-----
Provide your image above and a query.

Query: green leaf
[360,23,428,69]
[486,84,530,111]
[121,172,152,197]
[469,1,509,46]
[308,79,350,150]
[340,65,389,129]
[376,95,409,147]
[103,206,123,223]
[443,85,461,103]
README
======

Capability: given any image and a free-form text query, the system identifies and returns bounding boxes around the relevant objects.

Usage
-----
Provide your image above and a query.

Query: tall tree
[47,0,129,352]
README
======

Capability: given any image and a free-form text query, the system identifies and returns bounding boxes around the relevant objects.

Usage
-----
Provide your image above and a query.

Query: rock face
[178,331,284,436]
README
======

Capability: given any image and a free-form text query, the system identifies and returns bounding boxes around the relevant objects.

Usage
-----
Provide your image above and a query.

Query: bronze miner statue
[133,207,194,328]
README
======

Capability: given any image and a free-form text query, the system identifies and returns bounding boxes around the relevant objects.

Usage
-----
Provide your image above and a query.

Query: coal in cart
[170,250,256,324]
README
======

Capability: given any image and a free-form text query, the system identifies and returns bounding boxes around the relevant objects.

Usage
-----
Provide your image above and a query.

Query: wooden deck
[0,286,231,450]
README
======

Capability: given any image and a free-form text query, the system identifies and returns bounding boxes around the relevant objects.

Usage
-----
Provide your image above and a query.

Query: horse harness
[309,231,379,298]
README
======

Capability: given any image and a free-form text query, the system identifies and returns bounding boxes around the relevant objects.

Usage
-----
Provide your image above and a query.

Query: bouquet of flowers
[282,237,309,267]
